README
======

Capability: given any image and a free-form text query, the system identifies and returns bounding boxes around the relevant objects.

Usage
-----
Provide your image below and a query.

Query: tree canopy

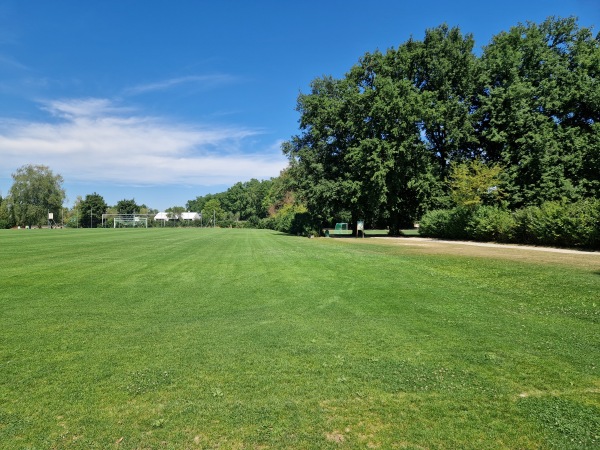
[115,198,140,215]
[6,164,65,228]
[282,17,600,234]
[78,192,108,228]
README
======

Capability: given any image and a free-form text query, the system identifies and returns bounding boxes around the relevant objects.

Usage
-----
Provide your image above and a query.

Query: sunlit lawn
[0,228,598,449]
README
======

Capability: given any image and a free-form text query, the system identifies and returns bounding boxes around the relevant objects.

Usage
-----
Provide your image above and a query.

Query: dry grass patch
[365,237,600,270]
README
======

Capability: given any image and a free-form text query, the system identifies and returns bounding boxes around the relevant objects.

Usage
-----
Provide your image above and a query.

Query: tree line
[0,166,157,229]
[190,16,600,244]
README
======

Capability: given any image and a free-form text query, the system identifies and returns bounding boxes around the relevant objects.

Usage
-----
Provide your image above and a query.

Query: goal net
[102,214,149,228]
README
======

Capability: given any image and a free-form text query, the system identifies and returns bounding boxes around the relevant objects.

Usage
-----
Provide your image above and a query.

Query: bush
[419,207,472,240]
[466,206,515,242]
[259,203,318,236]
[513,200,600,248]
[512,206,543,245]
[560,199,600,248]
[422,199,600,249]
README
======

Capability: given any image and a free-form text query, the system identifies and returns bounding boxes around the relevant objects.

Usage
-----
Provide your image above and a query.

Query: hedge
[419,199,600,249]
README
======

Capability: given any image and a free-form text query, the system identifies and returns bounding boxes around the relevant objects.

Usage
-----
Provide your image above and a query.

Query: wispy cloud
[125,74,238,96]
[0,98,288,187]
[0,53,28,70]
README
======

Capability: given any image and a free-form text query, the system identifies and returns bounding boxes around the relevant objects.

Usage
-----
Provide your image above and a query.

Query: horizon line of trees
[0,166,163,229]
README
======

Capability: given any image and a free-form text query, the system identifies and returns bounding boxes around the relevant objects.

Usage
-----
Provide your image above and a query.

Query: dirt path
[361,236,600,269]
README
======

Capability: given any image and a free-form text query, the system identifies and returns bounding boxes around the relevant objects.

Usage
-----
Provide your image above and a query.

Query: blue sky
[0,0,598,211]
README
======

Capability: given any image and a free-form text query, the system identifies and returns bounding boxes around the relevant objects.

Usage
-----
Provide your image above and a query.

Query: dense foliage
[115,198,141,215]
[76,192,108,228]
[283,17,600,241]
[187,178,278,228]
[420,199,600,249]
[2,164,65,228]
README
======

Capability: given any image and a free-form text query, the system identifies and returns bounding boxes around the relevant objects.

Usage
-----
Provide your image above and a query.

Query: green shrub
[513,206,543,245]
[508,200,600,249]
[419,207,472,240]
[466,206,516,242]
[420,200,600,249]
[561,199,600,248]
[259,203,318,236]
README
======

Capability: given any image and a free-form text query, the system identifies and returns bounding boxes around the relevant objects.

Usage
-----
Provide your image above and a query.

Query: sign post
[357,220,365,238]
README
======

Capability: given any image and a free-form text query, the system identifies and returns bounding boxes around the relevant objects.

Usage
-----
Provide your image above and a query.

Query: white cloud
[0,98,288,187]
[125,74,237,96]
[0,53,27,70]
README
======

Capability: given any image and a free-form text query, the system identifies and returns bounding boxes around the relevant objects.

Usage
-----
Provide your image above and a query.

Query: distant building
[154,211,201,221]
[180,212,201,221]
[154,212,177,221]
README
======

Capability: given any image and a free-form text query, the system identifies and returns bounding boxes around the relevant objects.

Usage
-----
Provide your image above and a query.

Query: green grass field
[1,228,598,449]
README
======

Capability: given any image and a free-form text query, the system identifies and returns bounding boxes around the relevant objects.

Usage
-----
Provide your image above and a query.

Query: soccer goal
[102,214,149,228]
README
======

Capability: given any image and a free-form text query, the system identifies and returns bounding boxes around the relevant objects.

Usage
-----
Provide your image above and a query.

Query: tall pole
[90,208,93,228]
[213,210,215,228]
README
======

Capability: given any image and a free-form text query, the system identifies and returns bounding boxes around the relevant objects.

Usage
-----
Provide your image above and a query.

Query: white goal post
[101,214,150,228]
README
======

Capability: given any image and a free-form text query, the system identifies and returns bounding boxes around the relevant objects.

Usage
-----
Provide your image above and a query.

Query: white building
[180,212,201,221]
[154,211,201,221]
[154,212,177,221]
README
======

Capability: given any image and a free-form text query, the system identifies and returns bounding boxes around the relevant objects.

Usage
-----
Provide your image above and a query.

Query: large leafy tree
[6,164,65,228]
[415,25,481,176]
[284,28,477,233]
[0,195,13,229]
[78,192,108,228]
[344,44,440,231]
[478,17,600,207]
[283,75,358,228]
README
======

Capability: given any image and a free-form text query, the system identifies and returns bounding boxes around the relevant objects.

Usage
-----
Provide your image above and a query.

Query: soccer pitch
[1,228,598,449]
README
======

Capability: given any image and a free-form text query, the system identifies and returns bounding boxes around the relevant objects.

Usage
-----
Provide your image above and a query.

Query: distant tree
[0,196,14,229]
[115,198,140,215]
[186,192,223,215]
[6,164,65,228]
[78,192,108,228]
[262,169,295,217]
[203,198,225,226]
[139,204,158,215]
[219,178,273,221]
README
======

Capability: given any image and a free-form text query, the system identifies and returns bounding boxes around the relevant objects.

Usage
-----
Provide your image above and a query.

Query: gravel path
[371,236,600,256]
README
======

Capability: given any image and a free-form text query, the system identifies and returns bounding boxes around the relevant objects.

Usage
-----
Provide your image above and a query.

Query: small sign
[48,213,54,220]
[357,220,364,231]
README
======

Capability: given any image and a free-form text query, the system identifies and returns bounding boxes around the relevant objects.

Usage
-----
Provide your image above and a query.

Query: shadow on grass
[272,228,425,239]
